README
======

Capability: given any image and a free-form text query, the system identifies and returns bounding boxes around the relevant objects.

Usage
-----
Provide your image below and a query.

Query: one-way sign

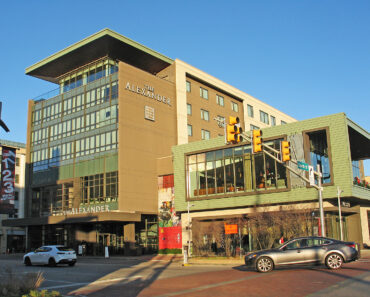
[309,165,315,186]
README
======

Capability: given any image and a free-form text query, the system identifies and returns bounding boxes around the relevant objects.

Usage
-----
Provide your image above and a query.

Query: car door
[29,248,42,264]
[276,239,306,265]
[38,247,52,264]
[295,238,320,264]
[304,238,333,263]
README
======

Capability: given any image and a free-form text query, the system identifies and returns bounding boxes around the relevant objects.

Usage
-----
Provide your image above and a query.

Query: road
[0,254,369,297]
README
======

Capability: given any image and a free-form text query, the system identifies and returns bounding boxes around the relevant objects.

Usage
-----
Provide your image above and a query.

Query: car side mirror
[281,246,287,251]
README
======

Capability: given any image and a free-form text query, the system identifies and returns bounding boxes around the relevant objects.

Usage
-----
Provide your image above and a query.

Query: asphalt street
[0,254,369,297]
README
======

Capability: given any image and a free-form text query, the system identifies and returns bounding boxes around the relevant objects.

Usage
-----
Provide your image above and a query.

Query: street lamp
[187,202,195,257]
[337,187,344,241]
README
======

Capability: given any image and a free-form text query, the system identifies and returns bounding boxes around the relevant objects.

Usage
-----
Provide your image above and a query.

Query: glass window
[247,104,254,118]
[200,87,208,99]
[250,124,260,131]
[216,95,224,106]
[186,140,287,198]
[352,160,361,179]
[201,129,210,140]
[270,115,276,126]
[187,125,193,136]
[201,109,209,121]
[217,115,225,125]
[281,120,287,125]
[231,102,238,112]
[285,240,300,250]
[260,110,269,124]
[187,103,192,115]
[186,81,191,92]
[307,130,331,184]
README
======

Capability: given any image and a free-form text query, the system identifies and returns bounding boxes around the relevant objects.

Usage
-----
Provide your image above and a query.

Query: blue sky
[1,0,369,174]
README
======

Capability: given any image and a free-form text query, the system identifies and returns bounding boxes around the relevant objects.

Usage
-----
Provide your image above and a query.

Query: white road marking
[40,275,143,290]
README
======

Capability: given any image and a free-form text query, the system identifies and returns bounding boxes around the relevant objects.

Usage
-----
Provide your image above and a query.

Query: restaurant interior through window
[186,140,288,199]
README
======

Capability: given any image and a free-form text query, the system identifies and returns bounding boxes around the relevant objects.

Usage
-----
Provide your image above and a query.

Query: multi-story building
[0,140,26,253]
[172,113,370,254]
[3,29,295,255]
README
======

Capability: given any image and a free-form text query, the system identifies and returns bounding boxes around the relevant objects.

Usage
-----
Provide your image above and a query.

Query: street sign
[224,224,238,234]
[297,161,309,171]
[309,165,315,186]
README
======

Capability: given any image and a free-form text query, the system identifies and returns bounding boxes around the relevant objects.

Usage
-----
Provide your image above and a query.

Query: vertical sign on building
[1,146,16,211]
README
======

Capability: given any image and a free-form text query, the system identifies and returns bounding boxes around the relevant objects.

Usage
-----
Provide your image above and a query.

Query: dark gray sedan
[245,236,358,273]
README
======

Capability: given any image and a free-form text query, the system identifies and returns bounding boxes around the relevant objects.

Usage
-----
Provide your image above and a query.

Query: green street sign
[298,161,309,171]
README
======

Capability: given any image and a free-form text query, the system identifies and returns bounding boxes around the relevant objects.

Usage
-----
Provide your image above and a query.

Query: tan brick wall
[118,61,177,213]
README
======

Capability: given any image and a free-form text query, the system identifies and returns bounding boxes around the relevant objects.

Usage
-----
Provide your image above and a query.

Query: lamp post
[187,202,194,257]
[317,164,326,237]
[337,187,344,241]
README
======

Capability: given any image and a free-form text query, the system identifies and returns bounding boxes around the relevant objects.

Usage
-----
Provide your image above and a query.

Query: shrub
[158,248,182,254]
[0,266,44,297]
[22,289,61,297]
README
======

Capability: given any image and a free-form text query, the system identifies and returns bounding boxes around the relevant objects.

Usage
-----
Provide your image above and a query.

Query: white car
[24,245,77,267]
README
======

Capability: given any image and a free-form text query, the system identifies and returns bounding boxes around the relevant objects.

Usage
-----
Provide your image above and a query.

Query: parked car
[24,245,77,267]
[245,236,358,273]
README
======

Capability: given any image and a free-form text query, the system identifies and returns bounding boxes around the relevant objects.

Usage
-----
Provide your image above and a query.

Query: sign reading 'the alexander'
[125,82,172,106]
[52,202,118,216]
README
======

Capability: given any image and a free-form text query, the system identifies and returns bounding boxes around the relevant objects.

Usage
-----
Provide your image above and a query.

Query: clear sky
[0,0,369,174]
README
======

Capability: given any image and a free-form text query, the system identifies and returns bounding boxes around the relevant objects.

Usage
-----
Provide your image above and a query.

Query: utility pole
[317,164,325,237]
[187,202,194,257]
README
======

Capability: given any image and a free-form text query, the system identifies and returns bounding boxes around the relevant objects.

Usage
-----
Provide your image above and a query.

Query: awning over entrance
[2,212,141,227]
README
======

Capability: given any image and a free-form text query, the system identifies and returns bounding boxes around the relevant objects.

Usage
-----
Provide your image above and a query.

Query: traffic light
[226,116,243,144]
[252,129,262,153]
[281,140,291,162]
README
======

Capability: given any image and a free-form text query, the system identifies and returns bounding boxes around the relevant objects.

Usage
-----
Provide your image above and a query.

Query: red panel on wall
[162,174,174,189]
[158,226,182,249]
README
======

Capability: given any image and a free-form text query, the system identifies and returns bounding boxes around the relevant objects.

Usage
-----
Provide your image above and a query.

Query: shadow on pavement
[67,254,178,297]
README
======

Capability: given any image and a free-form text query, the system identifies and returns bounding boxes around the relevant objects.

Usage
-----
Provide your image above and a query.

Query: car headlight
[247,254,257,259]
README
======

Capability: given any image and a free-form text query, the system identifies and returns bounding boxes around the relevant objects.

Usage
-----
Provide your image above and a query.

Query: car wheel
[325,253,343,270]
[24,257,32,266]
[48,258,57,267]
[256,256,274,273]
[68,262,76,267]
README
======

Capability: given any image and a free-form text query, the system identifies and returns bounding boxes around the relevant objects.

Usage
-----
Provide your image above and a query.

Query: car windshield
[56,247,74,251]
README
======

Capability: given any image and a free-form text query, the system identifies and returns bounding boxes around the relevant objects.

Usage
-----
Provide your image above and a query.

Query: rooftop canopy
[347,118,370,160]
[26,28,173,83]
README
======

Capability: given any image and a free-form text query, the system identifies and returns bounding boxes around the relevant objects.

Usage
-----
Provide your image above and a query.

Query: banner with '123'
[1,146,16,212]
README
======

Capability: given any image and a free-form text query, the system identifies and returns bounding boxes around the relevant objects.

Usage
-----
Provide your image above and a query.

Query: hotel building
[4,29,295,254]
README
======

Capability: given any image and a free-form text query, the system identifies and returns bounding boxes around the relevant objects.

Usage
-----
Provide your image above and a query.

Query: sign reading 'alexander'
[53,204,110,216]
[125,82,172,106]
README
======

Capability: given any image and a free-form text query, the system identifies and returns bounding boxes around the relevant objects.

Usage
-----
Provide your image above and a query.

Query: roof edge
[25,28,173,75]
[347,117,370,139]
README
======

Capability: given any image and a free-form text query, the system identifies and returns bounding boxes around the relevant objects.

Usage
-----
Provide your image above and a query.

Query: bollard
[183,247,188,265]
